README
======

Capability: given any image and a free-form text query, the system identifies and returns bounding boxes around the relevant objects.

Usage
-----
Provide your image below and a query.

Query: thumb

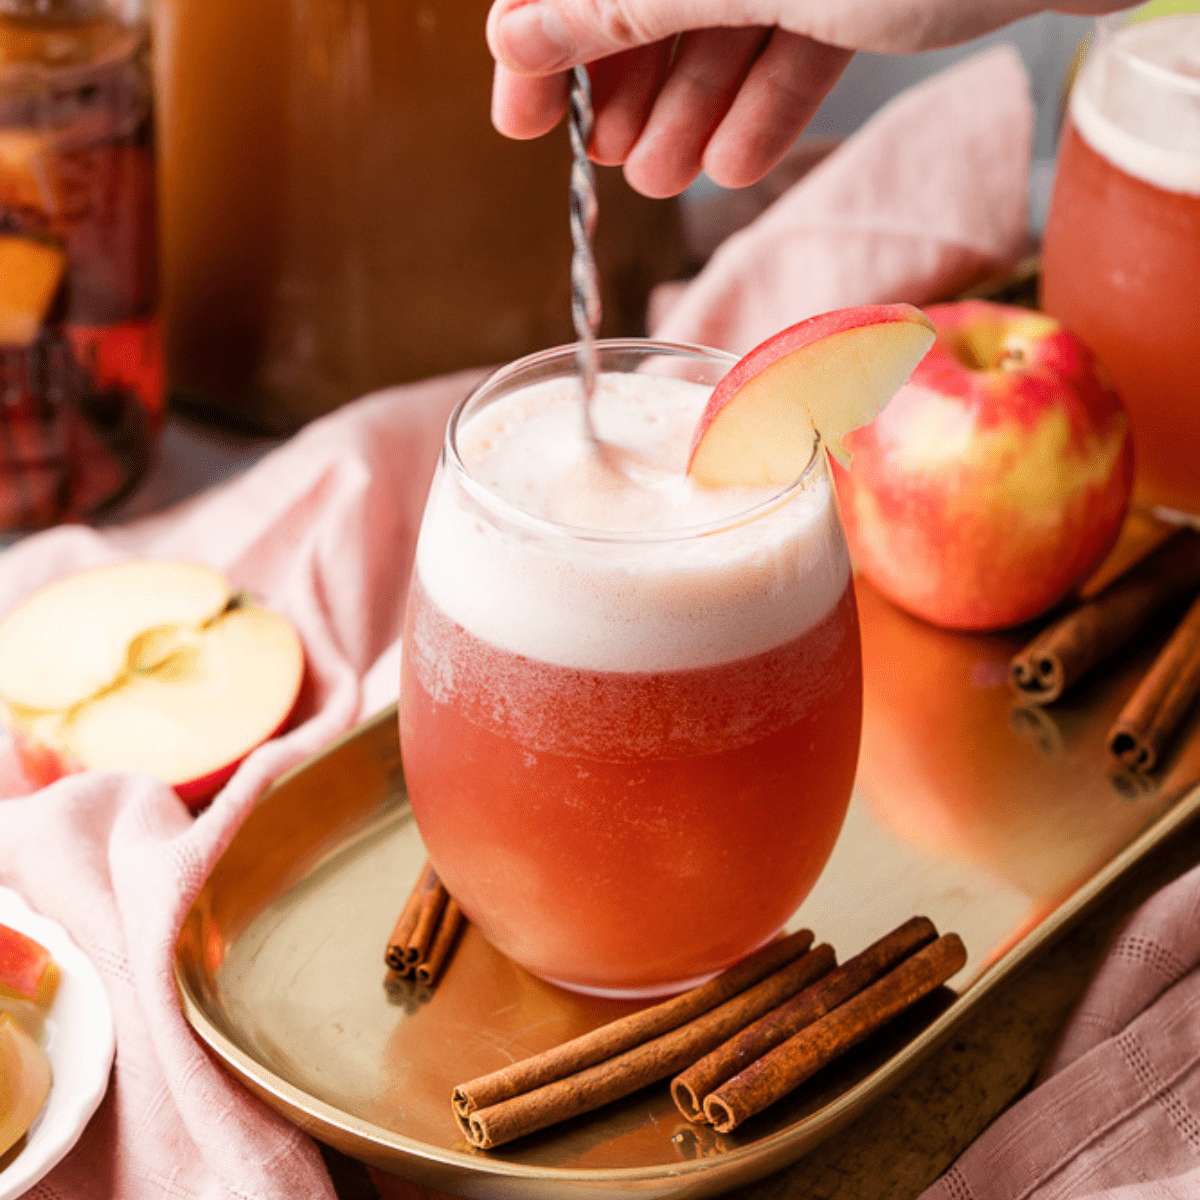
[486,0,784,74]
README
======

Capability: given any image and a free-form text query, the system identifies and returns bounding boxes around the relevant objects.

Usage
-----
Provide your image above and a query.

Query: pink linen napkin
[0,367,482,1200]
[651,44,1034,353]
[921,859,1200,1200]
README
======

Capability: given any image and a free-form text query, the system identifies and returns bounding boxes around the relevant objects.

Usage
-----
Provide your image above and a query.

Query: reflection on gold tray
[175,563,1200,1199]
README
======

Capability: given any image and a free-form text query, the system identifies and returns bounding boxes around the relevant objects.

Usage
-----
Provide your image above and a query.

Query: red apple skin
[833,300,1135,632]
[171,698,299,811]
[691,302,930,426]
[0,923,57,1005]
[10,730,69,790]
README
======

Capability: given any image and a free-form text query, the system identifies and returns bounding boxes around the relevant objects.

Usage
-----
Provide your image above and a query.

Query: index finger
[487,0,721,73]
[492,61,570,139]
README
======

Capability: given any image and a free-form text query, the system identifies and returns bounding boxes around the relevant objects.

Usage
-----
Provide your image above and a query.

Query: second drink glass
[1041,7,1200,520]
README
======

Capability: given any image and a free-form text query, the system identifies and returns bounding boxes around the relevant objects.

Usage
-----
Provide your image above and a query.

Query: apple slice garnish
[0,1012,52,1159]
[687,304,937,486]
[0,561,305,809]
[0,925,59,1009]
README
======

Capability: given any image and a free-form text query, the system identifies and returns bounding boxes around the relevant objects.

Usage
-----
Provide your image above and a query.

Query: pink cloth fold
[652,44,1034,354]
[921,861,1200,1200]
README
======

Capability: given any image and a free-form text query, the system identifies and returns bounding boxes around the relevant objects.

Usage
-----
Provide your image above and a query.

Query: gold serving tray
[176,562,1200,1200]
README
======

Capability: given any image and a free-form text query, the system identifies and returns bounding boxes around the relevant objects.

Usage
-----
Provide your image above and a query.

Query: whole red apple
[833,300,1134,631]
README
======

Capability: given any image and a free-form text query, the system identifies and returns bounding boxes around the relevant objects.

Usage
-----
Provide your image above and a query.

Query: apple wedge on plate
[0,923,59,1010]
[0,561,304,808]
[0,1011,52,1162]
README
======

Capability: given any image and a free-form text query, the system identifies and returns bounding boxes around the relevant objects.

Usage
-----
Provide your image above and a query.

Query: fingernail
[495,3,576,73]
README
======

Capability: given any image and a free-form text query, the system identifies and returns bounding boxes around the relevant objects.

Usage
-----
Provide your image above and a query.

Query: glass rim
[1097,8,1200,97]
[443,337,825,546]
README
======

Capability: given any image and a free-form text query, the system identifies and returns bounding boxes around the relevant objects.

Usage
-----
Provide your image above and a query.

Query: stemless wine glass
[398,340,862,998]
[1040,5,1200,521]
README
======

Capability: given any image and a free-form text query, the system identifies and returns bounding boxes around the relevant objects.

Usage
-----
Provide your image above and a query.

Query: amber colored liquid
[150,0,292,410]
[1041,121,1200,517]
[0,10,160,529]
[151,0,686,431]
[399,578,862,996]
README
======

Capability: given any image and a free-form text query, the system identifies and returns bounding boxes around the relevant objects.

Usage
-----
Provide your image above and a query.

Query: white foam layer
[1071,13,1200,196]
[415,373,849,672]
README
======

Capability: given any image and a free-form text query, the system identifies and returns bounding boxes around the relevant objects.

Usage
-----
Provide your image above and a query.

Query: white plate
[0,887,115,1200]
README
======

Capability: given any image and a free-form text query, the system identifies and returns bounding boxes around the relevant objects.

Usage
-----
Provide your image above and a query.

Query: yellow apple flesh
[0,1013,51,1159]
[64,605,304,803]
[0,560,232,713]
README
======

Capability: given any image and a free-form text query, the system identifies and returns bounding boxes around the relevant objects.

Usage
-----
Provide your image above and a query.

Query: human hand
[486,0,1135,198]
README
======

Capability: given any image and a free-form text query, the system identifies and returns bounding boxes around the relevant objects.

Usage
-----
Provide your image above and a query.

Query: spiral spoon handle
[569,65,602,414]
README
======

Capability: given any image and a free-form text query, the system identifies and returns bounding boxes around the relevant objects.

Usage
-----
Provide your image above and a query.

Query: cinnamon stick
[702,933,967,1134]
[384,861,463,985]
[409,877,449,967]
[452,927,816,1121]
[416,897,466,987]
[1108,592,1200,772]
[671,915,937,1122]
[457,939,835,1149]
[384,860,438,972]
[1010,528,1200,705]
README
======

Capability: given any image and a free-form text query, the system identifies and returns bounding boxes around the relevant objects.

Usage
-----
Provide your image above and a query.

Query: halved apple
[0,1013,51,1159]
[0,561,232,713]
[0,561,305,809]
[687,304,937,486]
[0,925,59,1009]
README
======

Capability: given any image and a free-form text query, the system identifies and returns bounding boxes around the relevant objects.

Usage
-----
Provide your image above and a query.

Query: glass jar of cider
[150,0,688,434]
[0,0,161,531]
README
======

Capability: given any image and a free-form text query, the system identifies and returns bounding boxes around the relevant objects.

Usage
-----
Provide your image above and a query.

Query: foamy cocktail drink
[400,342,861,997]
[1041,10,1200,518]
